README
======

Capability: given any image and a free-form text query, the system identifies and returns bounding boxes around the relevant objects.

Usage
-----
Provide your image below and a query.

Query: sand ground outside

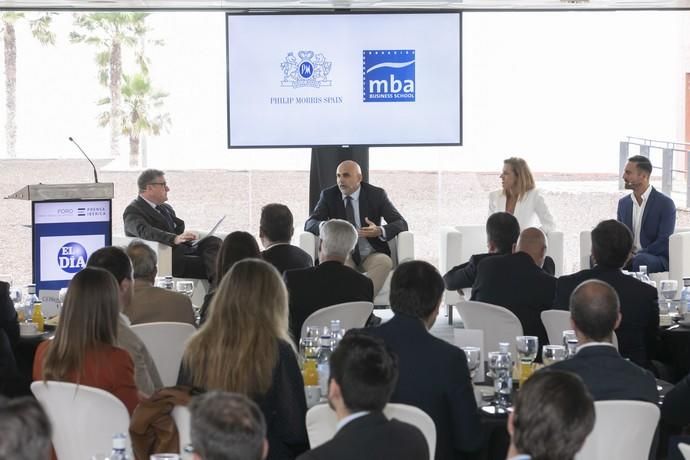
[1,159,688,288]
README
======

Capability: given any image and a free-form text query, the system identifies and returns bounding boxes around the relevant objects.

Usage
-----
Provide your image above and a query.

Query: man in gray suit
[125,240,196,326]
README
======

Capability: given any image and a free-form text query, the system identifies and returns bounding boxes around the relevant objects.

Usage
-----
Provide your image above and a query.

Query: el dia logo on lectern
[362,50,415,103]
[57,242,88,273]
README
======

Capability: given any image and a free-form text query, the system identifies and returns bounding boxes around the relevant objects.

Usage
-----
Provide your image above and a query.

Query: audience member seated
[548,280,658,402]
[87,246,163,396]
[179,259,308,460]
[506,371,594,460]
[305,160,408,297]
[0,281,18,350]
[618,155,676,273]
[190,391,268,460]
[297,333,428,460]
[471,227,555,356]
[284,219,374,340]
[661,370,690,427]
[443,212,521,292]
[554,220,659,370]
[199,231,261,325]
[124,168,222,283]
[0,396,52,460]
[363,261,482,460]
[124,240,196,326]
[33,268,140,414]
[260,203,313,274]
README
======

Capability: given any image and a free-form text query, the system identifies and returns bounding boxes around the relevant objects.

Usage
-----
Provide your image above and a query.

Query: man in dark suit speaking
[123,169,221,283]
[297,333,429,460]
[305,160,408,297]
[618,155,676,273]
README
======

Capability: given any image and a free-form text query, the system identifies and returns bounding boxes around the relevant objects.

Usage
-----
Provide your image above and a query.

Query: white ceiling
[1,0,689,10]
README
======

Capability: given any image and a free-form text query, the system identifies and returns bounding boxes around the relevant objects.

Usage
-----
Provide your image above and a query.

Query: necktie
[156,205,175,231]
[344,196,362,265]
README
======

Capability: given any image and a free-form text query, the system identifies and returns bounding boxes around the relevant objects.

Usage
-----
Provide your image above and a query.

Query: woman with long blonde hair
[179,258,307,460]
[489,157,556,233]
[33,267,139,415]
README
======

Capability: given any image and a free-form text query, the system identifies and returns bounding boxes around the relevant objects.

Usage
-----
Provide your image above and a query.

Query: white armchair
[298,231,414,307]
[440,225,564,323]
[580,228,690,297]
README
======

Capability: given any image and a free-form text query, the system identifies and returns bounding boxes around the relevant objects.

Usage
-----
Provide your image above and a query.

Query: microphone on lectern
[68,136,99,183]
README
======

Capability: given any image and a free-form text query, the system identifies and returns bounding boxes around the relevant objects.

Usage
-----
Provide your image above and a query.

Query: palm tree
[1,12,55,158]
[98,73,170,168]
[70,12,155,159]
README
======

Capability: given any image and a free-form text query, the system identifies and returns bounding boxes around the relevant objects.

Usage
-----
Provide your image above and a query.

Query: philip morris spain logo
[280,51,332,88]
[363,50,415,102]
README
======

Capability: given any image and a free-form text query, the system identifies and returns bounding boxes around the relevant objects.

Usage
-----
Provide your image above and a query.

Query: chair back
[172,405,191,454]
[305,403,436,459]
[300,301,374,340]
[678,442,690,460]
[540,309,618,350]
[31,381,131,459]
[545,231,565,276]
[130,322,196,387]
[456,301,523,356]
[575,400,660,460]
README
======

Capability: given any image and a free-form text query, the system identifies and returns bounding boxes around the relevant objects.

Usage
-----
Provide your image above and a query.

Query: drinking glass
[542,345,567,365]
[562,330,578,358]
[461,346,481,379]
[176,281,195,297]
[488,351,512,410]
[515,336,539,384]
[299,326,320,363]
[660,279,678,317]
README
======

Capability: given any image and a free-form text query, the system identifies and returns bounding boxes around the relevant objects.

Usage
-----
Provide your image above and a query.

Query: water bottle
[680,278,690,317]
[330,320,344,347]
[316,328,333,395]
[109,433,130,460]
[494,342,513,409]
[23,284,40,323]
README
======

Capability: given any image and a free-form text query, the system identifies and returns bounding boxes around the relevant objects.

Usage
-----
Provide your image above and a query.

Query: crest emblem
[281,50,332,88]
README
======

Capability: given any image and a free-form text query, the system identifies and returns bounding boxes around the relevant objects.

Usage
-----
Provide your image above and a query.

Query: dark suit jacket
[262,244,313,275]
[617,187,676,259]
[304,182,408,256]
[363,314,482,460]
[284,261,373,339]
[444,253,555,292]
[0,281,18,348]
[297,411,429,460]
[123,196,185,246]
[661,371,690,426]
[554,266,659,369]
[471,252,555,354]
[548,345,658,403]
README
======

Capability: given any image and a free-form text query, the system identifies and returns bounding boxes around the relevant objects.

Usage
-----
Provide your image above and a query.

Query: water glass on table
[175,281,194,297]
[659,279,679,317]
[488,349,512,411]
[461,346,481,380]
[299,326,320,365]
[542,345,567,366]
[515,336,538,384]
[562,330,578,358]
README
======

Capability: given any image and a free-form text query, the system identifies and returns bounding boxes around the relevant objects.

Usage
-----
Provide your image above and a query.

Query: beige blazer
[488,188,556,233]
[125,281,196,327]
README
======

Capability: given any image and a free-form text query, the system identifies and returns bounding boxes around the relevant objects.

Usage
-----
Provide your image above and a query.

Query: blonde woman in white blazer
[488,157,556,233]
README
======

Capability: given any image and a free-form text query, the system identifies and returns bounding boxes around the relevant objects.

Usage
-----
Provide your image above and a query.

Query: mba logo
[57,242,87,274]
[363,50,415,103]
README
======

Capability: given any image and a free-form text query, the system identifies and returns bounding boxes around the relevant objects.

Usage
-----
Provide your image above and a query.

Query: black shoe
[366,314,382,327]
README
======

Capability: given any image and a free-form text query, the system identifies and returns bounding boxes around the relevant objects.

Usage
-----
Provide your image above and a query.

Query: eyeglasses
[149,182,167,187]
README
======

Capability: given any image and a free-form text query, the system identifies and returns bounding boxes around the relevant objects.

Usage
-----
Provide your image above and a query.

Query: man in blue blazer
[617,155,676,273]
[305,160,408,296]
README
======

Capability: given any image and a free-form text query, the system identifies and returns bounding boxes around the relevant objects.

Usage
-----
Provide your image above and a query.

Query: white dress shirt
[630,184,653,252]
[488,188,556,233]
[341,186,386,258]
